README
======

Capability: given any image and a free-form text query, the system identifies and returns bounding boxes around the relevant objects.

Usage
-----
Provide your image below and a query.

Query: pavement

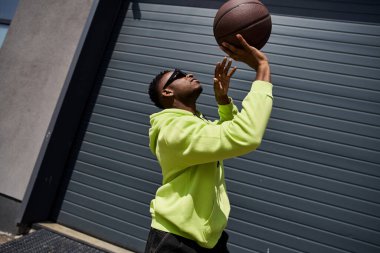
[0,224,134,253]
[0,229,109,253]
[0,231,20,245]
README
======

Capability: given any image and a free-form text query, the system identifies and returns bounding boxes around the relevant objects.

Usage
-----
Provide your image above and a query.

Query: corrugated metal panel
[57,1,380,253]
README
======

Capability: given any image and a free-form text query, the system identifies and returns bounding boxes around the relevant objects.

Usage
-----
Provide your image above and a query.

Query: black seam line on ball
[213,1,265,32]
[216,14,271,40]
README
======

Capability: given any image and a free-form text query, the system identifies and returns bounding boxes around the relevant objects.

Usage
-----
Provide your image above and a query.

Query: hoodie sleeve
[160,80,273,169]
[216,98,238,124]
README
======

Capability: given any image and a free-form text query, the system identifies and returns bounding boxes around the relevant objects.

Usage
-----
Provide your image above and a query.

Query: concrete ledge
[35,223,134,253]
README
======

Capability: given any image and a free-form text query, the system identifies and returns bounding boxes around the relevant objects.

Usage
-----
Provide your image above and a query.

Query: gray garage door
[56,1,380,253]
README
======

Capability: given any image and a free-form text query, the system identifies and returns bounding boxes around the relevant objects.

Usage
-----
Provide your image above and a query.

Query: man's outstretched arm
[220,34,271,83]
[158,35,273,168]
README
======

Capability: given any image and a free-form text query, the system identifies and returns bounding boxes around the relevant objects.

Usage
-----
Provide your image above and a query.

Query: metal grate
[0,229,109,253]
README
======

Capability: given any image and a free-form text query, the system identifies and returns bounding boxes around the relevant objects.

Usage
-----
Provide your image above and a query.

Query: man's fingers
[220,56,227,70]
[216,57,234,77]
[215,62,221,77]
[222,42,237,54]
[213,78,218,85]
[236,34,252,51]
[219,46,230,56]
[225,59,232,73]
[213,78,218,87]
[220,42,241,61]
[213,78,222,90]
[227,66,237,78]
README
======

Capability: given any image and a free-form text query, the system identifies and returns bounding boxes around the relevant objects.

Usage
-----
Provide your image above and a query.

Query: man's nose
[186,73,194,78]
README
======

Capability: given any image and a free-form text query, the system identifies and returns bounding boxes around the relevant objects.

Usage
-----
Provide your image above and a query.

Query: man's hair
[149,70,170,109]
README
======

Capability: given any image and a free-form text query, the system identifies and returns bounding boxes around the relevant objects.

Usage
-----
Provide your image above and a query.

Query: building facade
[0,0,379,252]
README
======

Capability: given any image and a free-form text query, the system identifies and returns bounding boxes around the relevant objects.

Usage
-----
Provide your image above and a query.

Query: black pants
[144,228,230,253]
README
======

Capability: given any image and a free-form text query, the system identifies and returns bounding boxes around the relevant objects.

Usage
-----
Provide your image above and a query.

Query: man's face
[159,70,203,102]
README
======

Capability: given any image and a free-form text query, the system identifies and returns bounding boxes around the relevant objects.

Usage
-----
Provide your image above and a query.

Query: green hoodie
[149,80,273,248]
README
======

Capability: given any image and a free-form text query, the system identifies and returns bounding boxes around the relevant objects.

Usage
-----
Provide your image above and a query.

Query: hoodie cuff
[218,97,233,108]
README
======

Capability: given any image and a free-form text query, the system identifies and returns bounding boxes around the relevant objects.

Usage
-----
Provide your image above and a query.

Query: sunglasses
[162,69,187,90]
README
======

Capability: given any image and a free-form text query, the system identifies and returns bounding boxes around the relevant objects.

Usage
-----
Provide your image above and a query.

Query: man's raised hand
[214,57,237,105]
[220,34,271,82]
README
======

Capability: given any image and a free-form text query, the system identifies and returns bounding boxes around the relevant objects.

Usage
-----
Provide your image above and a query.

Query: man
[145,34,273,252]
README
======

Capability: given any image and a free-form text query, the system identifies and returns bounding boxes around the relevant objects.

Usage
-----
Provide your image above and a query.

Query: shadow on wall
[132,1,141,20]
[135,0,380,24]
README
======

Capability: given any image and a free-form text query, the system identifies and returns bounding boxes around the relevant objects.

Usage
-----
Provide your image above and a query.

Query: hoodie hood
[149,108,194,155]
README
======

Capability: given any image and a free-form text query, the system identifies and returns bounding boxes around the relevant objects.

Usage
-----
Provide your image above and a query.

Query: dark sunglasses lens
[163,69,187,89]
[173,70,186,80]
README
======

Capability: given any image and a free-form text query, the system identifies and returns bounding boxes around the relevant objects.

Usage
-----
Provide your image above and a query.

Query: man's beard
[193,85,203,102]
[181,85,203,106]
[195,85,203,97]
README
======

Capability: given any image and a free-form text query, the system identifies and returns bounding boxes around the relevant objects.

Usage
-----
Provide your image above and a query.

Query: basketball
[213,0,272,50]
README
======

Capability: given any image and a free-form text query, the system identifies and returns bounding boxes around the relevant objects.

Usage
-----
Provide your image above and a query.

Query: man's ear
[161,89,173,97]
